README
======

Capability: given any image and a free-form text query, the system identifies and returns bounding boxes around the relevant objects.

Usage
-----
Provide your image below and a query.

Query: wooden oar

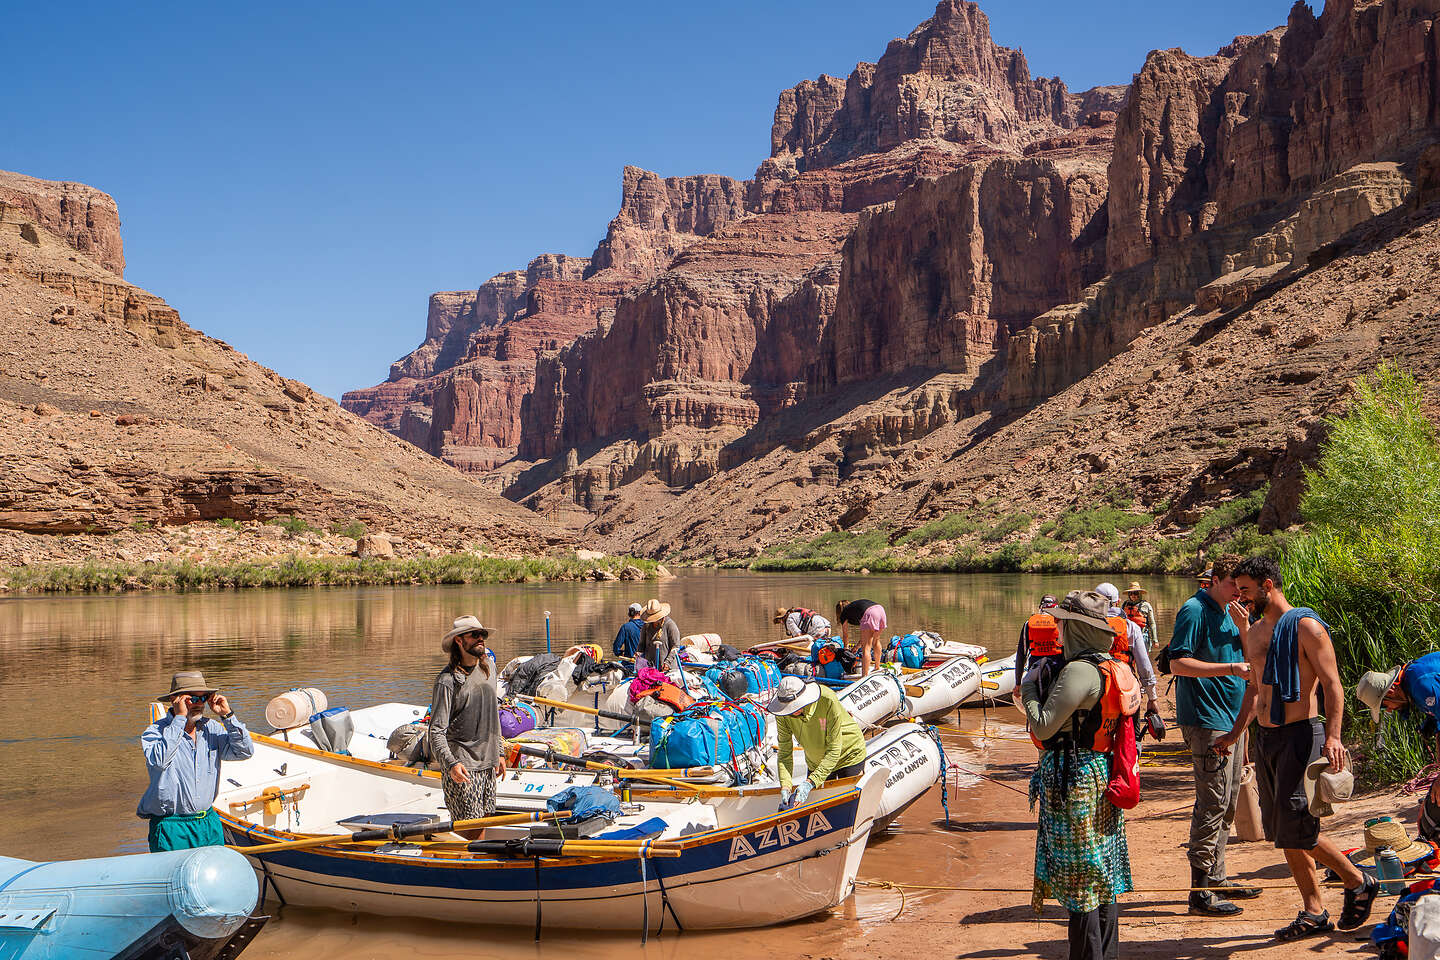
[510,743,731,794]
[230,811,554,854]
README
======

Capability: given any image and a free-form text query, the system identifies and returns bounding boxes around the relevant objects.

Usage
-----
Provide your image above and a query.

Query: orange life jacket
[1107,616,1133,667]
[1033,654,1142,753]
[1026,613,1062,658]
[1123,605,1147,631]
[646,682,696,713]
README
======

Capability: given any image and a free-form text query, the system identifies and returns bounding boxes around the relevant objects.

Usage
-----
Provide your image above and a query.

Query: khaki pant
[1181,725,1246,880]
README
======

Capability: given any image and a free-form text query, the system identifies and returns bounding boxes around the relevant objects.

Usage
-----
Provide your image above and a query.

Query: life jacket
[645,682,695,713]
[1033,653,1142,754]
[1122,602,1147,632]
[1026,613,1062,659]
[1107,616,1133,667]
[789,608,816,634]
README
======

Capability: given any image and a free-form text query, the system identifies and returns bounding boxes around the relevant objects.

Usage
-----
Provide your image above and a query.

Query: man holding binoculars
[137,671,254,852]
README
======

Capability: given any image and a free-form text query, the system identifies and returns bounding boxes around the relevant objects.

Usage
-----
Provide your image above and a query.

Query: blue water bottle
[1377,846,1407,896]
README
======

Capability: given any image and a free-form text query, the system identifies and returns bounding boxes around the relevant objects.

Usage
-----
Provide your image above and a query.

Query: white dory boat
[217,732,886,931]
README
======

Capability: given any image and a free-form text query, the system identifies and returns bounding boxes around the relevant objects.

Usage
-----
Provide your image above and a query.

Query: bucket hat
[158,670,218,702]
[1302,756,1354,817]
[441,615,490,654]
[640,599,671,624]
[767,676,821,716]
[1357,666,1403,723]
[1052,590,1114,631]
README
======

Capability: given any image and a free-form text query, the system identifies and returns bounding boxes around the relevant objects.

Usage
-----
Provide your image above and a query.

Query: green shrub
[267,515,313,538]
[1282,365,1440,784]
[329,520,368,540]
[1054,506,1150,542]
[131,520,152,533]
[982,512,1033,543]
[899,513,979,545]
[214,518,243,530]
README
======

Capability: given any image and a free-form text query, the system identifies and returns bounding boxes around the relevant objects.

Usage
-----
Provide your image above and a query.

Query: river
[0,570,1198,957]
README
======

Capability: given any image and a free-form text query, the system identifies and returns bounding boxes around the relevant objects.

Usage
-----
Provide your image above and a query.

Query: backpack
[811,636,847,679]
[888,633,927,669]
[1033,653,1142,755]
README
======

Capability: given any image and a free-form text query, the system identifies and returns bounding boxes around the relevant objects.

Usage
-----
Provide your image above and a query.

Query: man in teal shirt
[767,676,866,809]
[1167,555,1257,915]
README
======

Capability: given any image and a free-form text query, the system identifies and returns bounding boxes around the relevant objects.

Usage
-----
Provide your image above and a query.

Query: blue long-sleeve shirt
[136,712,254,818]
[614,618,644,658]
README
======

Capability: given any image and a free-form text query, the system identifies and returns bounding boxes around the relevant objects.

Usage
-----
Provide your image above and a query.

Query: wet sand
[241,705,1411,959]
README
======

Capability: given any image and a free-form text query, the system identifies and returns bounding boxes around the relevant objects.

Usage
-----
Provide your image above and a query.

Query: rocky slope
[349,0,1440,567]
[0,174,563,565]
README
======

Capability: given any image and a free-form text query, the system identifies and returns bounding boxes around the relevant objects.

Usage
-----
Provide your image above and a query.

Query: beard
[1251,593,1270,616]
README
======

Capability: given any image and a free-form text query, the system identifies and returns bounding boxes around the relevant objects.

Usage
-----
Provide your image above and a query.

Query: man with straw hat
[1358,651,1440,842]
[137,671,254,852]
[1122,581,1158,649]
[774,604,832,640]
[429,616,504,833]
[638,598,681,668]
[767,676,866,811]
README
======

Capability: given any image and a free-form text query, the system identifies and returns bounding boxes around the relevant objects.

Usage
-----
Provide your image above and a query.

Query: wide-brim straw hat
[1052,590,1114,631]
[1303,757,1354,818]
[441,615,490,653]
[1353,818,1433,866]
[1357,666,1403,723]
[158,670,218,702]
[773,606,790,624]
[1126,581,1147,596]
[640,599,671,624]
[767,675,821,716]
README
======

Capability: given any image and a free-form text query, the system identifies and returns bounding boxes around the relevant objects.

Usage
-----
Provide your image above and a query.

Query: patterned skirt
[441,765,497,821]
[1030,747,1133,914]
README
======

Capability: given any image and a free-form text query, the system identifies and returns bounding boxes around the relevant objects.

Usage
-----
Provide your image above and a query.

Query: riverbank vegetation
[1,553,662,594]
[1279,365,1440,784]
[741,485,1277,575]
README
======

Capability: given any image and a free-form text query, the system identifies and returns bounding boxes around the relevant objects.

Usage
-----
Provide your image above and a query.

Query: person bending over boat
[1024,591,1134,960]
[138,671,254,852]
[774,605,832,640]
[767,676,866,810]
[835,598,887,676]
[429,616,505,835]
[1358,651,1440,843]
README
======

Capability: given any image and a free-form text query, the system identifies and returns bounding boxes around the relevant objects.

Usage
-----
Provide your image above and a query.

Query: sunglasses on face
[187,695,207,706]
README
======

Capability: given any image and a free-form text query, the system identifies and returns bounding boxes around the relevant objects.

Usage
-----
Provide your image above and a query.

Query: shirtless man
[1215,556,1378,942]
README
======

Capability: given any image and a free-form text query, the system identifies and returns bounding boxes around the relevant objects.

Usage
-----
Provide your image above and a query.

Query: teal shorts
[147,808,224,852]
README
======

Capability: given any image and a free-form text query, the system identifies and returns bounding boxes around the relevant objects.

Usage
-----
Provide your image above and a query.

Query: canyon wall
[0,169,125,276]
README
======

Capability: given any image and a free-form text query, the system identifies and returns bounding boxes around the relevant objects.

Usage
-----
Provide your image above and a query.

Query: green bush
[1054,506,1150,542]
[899,513,979,545]
[982,512,1033,543]
[329,520,368,540]
[214,518,243,530]
[1282,365,1440,784]
[267,515,313,538]
[131,520,152,533]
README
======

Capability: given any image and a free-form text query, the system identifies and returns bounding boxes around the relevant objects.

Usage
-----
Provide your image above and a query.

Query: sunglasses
[187,695,207,706]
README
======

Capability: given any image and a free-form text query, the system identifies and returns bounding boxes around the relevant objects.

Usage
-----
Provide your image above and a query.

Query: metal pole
[545,610,552,655]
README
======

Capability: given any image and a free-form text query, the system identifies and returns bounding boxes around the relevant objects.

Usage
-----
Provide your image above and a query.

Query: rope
[925,725,951,825]
[948,761,1029,797]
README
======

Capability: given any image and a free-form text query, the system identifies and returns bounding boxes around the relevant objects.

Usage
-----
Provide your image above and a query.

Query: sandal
[1339,874,1380,931]
[1274,910,1334,942]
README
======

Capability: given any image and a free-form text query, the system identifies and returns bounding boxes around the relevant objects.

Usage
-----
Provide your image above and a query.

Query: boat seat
[335,813,442,835]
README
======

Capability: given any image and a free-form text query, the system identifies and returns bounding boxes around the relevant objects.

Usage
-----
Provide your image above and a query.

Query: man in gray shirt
[429,615,504,833]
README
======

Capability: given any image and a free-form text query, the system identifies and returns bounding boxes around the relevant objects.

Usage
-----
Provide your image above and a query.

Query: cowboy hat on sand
[640,599,671,624]
[1126,581,1147,596]
[1351,818,1433,867]
[441,615,490,654]
[1052,590,1114,631]
[767,675,821,716]
[157,670,218,702]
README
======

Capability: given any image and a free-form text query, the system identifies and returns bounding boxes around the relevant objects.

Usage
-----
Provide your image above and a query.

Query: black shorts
[827,760,867,783]
[1257,718,1323,850]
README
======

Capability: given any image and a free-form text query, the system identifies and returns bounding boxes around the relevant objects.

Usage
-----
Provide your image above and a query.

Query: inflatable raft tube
[0,845,263,959]
[862,721,944,830]
[968,653,1017,705]
[838,671,907,727]
[901,657,981,723]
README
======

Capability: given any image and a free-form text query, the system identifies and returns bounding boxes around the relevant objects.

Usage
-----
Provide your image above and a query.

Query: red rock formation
[586,167,749,280]
[0,169,125,276]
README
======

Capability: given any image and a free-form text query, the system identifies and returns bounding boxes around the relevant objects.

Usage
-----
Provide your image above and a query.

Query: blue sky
[10,0,1293,399]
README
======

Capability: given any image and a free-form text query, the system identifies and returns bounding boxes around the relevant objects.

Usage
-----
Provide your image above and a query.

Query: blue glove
[792,781,813,807]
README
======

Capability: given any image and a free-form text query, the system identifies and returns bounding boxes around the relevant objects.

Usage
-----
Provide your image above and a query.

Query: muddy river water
[0,570,1198,957]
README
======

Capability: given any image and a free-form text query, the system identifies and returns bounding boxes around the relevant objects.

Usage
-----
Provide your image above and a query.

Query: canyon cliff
[347,0,1440,566]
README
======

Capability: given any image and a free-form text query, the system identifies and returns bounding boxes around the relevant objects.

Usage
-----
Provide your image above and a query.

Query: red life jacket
[1026,613,1062,658]
[1107,616,1133,667]
[789,608,816,634]
[1033,654,1142,754]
